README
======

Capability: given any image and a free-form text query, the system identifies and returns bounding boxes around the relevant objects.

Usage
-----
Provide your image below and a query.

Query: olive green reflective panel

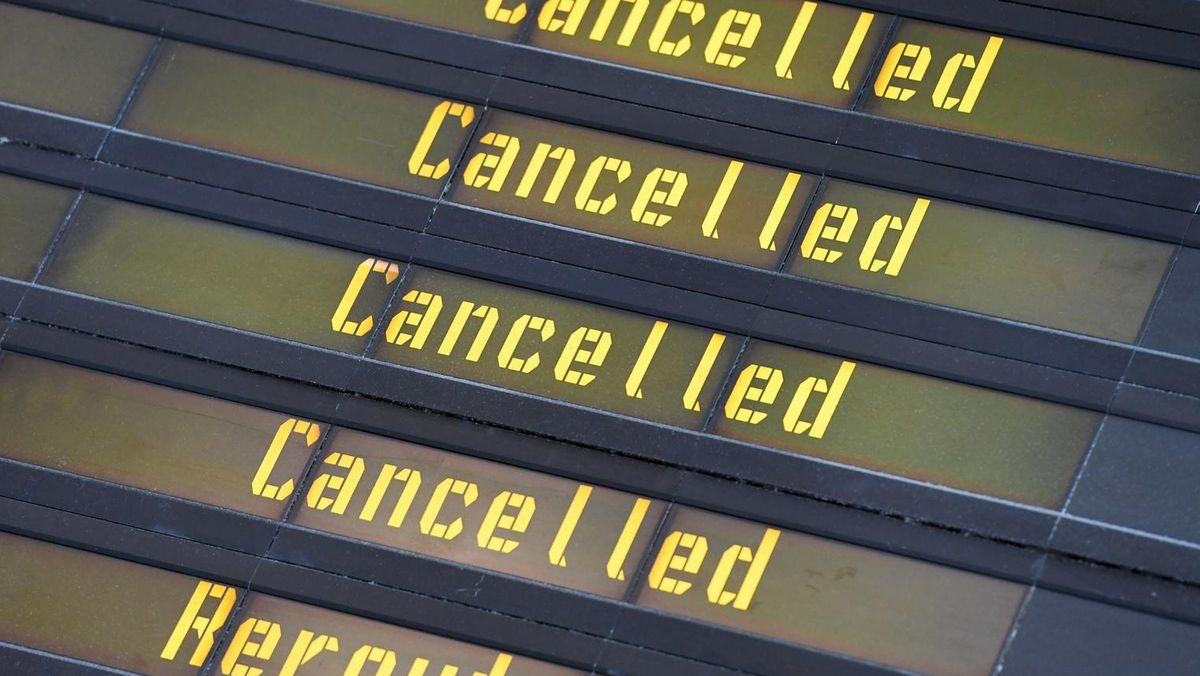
[711,340,1100,507]
[528,0,887,108]
[450,111,816,268]
[123,41,478,195]
[366,266,740,429]
[316,0,530,40]
[0,353,313,519]
[39,194,395,353]
[290,428,666,598]
[0,174,76,281]
[0,4,154,123]
[216,593,579,676]
[0,531,232,674]
[860,20,1200,174]
[636,508,1025,676]
[789,180,1175,342]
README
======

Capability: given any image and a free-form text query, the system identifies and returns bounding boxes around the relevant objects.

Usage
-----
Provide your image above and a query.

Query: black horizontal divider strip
[832,115,1200,213]
[156,0,524,76]
[744,304,1119,409]
[1109,383,1200,435]
[428,202,780,307]
[154,0,500,103]
[4,301,1200,619]
[499,44,850,146]
[10,0,1200,219]
[0,104,109,158]
[96,133,443,230]
[0,135,95,187]
[0,456,280,555]
[856,0,1200,65]
[80,152,424,260]
[0,495,261,588]
[812,140,1195,245]
[0,497,754,676]
[1000,0,1200,38]
[0,642,120,676]
[0,279,25,316]
[14,0,170,32]
[761,276,1130,380]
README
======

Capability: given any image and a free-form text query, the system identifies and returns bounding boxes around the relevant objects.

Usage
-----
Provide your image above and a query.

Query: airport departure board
[0,1,1199,675]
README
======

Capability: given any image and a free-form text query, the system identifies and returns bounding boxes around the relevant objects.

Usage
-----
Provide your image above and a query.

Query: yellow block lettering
[280,631,339,676]
[758,171,802,251]
[252,418,320,502]
[359,465,423,527]
[409,101,475,180]
[800,202,858,263]
[345,645,397,676]
[161,581,237,666]
[682,332,726,412]
[385,289,443,349]
[932,36,1003,113]
[498,314,555,373]
[625,320,668,398]
[306,452,365,515]
[548,484,592,567]
[515,143,576,204]
[707,528,779,610]
[408,654,512,676]
[589,0,649,46]
[477,654,513,676]
[648,530,707,595]
[477,491,537,553]
[723,364,783,424]
[782,360,856,438]
[832,12,875,90]
[538,0,590,35]
[874,42,931,101]
[331,258,400,337]
[484,0,527,24]
[859,197,928,276]
[648,0,705,57]
[221,618,281,676]
[774,1,816,79]
[700,160,742,240]
[438,302,499,362]
[554,326,612,386]
[575,155,630,215]
[607,497,651,581]
[631,167,688,227]
[420,477,479,540]
[464,132,521,192]
[705,9,760,68]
